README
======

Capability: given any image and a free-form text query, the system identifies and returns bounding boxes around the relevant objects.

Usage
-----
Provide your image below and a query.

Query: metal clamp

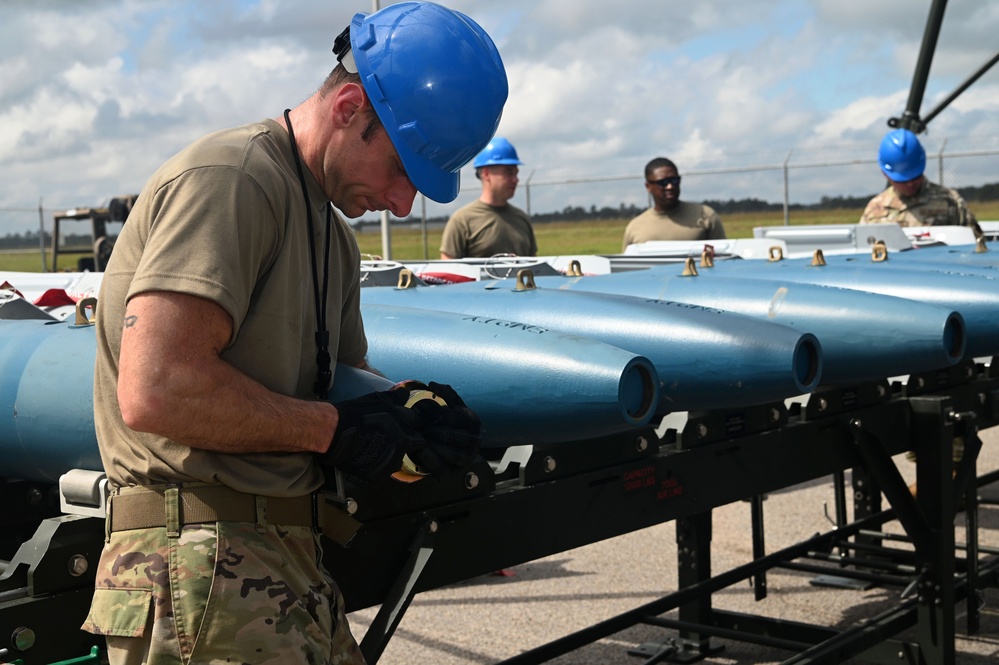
[59,469,109,518]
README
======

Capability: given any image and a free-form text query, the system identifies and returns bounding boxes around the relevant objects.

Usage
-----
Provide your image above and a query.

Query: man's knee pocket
[82,588,153,637]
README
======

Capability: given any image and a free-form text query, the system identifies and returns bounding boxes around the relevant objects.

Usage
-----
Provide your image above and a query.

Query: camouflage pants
[82,522,366,665]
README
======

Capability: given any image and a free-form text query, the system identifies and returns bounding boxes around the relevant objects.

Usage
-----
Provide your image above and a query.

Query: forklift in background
[49,195,137,272]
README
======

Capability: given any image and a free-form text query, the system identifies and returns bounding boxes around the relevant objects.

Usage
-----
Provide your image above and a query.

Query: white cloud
[809,92,909,145]
[1,0,998,235]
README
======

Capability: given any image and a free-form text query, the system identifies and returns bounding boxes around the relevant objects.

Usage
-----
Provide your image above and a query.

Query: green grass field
[0,249,92,273]
[4,201,998,270]
[351,209,853,260]
[353,202,999,260]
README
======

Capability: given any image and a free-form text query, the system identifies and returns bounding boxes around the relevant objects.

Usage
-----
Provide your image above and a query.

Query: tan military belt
[106,483,362,546]
[107,484,316,532]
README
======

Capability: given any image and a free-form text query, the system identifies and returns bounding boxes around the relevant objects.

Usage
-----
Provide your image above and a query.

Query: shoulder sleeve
[703,205,726,239]
[946,188,978,227]
[859,192,885,224]
[521,209,538,255]
[622,222,634,251]
[440,212,468,258]
[622,213,645,251]
[128,166,281,334]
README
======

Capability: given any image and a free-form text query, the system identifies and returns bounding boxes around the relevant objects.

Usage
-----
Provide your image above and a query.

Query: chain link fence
[368,145,999,232]
[4,147,999,247]
[515,148,999,227]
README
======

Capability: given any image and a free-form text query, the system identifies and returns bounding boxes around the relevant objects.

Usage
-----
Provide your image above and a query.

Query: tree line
[3,181,998,248]
[0,230,95,250]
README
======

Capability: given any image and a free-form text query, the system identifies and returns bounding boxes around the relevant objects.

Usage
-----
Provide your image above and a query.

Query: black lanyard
[283,109,332,399]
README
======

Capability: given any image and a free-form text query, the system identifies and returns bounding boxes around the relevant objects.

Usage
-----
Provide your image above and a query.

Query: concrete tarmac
[348,421,999,664]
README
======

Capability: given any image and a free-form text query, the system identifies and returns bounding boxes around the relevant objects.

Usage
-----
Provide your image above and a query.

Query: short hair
[319,65,359,98]
[319,65,383,144]
[645,157,678,179]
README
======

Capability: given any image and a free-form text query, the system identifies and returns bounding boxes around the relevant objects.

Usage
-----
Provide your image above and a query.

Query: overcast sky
[2,0,998,236]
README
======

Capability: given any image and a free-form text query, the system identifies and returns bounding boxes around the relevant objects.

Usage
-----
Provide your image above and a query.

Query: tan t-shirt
[440,199,537,258]
[859,179,978,228]
[622,202,726,250]
[94,118,367,497]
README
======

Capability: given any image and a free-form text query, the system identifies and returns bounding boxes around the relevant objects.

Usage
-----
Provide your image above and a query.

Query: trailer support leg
[359,518,439,664]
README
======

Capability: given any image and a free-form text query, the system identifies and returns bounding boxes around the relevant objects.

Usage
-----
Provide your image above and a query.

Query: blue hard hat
[878,129,926,182]
[473,137,523,169]
[344,2,508,204]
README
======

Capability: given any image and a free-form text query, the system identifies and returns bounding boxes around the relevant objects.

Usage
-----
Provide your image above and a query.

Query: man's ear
[330,82,367,129]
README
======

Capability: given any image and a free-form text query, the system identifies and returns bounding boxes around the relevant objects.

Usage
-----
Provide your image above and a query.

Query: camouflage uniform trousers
[82,521,366,665]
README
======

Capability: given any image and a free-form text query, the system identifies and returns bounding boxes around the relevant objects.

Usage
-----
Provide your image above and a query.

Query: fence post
[783,150,792,226]
[37,198,47,272]
[525,168,535,217]
[938,138,947,186]
[380,210,391,261]
[420,194,428,260]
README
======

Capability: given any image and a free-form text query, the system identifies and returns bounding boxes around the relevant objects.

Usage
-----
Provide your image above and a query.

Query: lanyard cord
[283,109,332,399]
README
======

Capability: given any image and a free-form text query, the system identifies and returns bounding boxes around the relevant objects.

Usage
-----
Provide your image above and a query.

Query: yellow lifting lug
[396,268,416,289]
[566,259,584,277]
[75,297,98,326]
[681,257,699,277]
[975,235,988,253]
[871,241,889,262]
[768,246,784,262]
[810,249,826,266]
[515,269,537,291]
[699,247,715,268]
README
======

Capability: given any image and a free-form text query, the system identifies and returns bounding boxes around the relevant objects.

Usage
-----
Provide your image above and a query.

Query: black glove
[405,382,482,479]
[323,388,427,485]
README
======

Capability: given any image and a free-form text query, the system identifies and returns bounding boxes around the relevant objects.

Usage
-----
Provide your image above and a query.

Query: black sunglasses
[647,176,681,188]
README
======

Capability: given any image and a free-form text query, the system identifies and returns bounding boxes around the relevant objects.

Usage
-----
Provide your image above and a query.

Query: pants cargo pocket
[81,588,153,637]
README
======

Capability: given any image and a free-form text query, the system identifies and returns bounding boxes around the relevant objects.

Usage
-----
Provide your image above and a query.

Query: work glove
[322,382,482,484]
[323,387,427,485]
[404,381,482,479]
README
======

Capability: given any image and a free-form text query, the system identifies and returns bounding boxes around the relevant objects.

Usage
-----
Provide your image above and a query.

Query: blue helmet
[341,2,508,204]
[878,129,926,182]
[473,137,523,169]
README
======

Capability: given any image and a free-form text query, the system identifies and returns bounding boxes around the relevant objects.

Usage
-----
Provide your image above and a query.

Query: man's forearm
[117,291,337,455]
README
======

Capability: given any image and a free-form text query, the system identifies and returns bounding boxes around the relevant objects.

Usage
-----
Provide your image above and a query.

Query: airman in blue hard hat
[440,137,538,259]
[860,129,978,231]
[84,4,504,663]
